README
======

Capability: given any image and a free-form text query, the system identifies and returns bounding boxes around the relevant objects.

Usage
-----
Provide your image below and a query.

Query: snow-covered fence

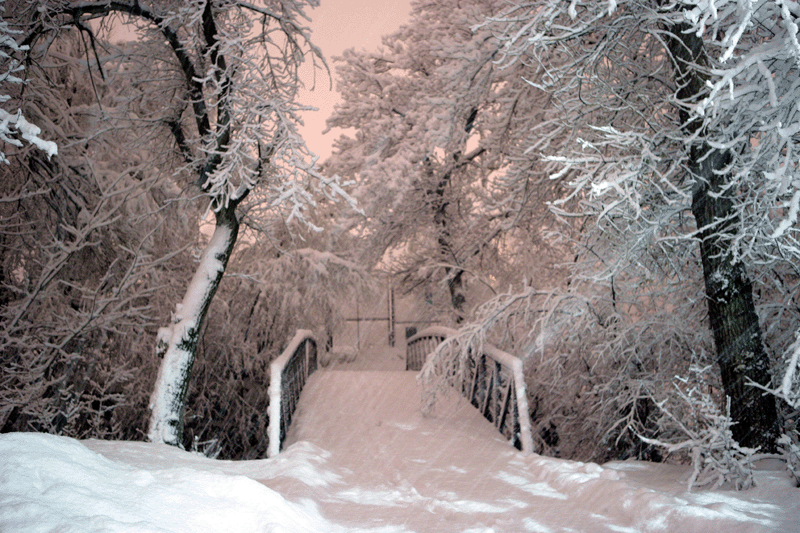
[268,330,318,457]
[408,327,533,453]
[466,343,533,453]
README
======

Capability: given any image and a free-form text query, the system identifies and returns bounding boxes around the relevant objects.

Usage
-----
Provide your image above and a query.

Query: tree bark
[147,206,239,446]
[425,108,483,324]
[427,156,467,324]
[690,146,778,450]
[667,21,777,450]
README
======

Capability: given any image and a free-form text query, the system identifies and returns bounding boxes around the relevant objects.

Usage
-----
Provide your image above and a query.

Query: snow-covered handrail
[408,327,533,454]
[267,329,318,457]
[406,326,457,371]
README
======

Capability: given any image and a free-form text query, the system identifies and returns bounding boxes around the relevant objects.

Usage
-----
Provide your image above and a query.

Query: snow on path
[0,433,347,533]
[1,360,798,532]
[323,345,407,371]
[282,369,793,532]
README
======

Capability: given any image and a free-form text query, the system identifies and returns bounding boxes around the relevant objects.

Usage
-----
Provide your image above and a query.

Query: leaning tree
[12,0,352,447]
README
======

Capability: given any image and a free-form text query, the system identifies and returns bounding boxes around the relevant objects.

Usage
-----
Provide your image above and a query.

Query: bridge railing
[406,326,455,371]
[267,329,317,457]
[407,327,534,454]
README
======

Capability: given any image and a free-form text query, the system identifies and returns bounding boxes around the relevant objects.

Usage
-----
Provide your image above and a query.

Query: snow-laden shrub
[419,259,713,463]
[641,366,758,491]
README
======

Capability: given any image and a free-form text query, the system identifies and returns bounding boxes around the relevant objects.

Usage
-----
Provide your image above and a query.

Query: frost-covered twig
[640,367,758,491]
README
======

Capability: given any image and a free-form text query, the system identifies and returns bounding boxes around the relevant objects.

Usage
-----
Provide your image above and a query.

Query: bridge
[267,327,533,459]
[256,329,785,532]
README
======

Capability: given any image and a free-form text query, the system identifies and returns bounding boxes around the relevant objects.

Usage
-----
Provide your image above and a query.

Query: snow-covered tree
[182,241,371,458]
[477,0,798,451]
[1,22,196,440]
[0,0,55,162]
[324,0,567,324]
[12,0,351,447]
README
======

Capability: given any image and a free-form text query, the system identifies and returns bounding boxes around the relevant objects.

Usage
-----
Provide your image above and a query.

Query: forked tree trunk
[148,206,239,446]
[667,20,778,450]
[426,108,481,324]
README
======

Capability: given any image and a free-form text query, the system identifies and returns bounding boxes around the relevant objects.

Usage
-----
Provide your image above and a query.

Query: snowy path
[278,368,794,532]
[2,349,799,532]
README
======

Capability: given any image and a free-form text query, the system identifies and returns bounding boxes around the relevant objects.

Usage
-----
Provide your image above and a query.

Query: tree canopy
[329,0,799,465]
[3,0,800,474]
[1,0,357,454]
[324,0,569,323]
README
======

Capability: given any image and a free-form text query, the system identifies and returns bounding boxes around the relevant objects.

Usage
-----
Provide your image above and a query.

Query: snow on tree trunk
[15,0,348,452]
[148,207,239,447]
[690,146,778,451]
[667,20,778,451]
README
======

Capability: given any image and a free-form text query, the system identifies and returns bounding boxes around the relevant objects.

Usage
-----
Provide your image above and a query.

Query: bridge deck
[285,369,507,457]
[272,355,786,532]
[284,369,530,530]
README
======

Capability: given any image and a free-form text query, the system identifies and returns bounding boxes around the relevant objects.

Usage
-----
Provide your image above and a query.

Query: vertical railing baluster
[404,326,533,453]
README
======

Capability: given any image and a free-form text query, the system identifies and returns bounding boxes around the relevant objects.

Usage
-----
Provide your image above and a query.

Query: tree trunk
[423,108,482,324]
[667,20,778,450]
[147,206,239,446]
[690,146,778,450]
[431,178,467,323]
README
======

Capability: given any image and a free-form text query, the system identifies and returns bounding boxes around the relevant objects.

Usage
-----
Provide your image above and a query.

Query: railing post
[267,330,317,458]
[405,326,534,454]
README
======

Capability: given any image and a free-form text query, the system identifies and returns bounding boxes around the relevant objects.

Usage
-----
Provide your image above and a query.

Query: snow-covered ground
[2,353,799,532]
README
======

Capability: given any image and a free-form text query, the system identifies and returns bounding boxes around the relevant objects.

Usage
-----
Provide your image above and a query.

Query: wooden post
[388,285,395,347]
[355,295,361,351]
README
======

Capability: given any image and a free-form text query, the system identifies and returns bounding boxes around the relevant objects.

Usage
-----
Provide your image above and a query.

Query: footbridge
[267,327,533,458]
[253,330,786,533]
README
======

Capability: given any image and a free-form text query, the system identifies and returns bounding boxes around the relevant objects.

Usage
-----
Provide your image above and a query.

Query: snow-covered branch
[1,0,57,163]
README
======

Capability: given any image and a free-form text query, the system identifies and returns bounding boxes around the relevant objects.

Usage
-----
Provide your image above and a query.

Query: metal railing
[406,326,454,371]
[267,329,318,457]
[407,327,534,454]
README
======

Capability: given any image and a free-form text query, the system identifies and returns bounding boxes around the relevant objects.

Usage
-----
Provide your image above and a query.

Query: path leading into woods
[274,349,787,532]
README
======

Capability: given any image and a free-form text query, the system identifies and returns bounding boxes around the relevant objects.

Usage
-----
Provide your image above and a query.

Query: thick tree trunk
[690,146,778,450]
[425,156,467,324]
[148,206,239,446]
[432,182,466,323]
[667,20,778,450]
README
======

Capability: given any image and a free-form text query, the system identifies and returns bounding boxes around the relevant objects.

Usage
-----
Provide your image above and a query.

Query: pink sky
[297,0,412,161]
